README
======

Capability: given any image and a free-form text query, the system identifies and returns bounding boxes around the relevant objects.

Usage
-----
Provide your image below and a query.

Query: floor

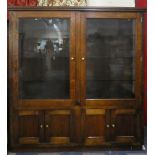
[8,151,147,155]
[8,128,147,155]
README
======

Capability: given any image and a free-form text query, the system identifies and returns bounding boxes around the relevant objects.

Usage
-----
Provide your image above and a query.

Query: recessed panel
[115,114,135,136]
[18,111,40,144]
[112,109,137,143]
[84,109,106,145]
[45,110,71,144]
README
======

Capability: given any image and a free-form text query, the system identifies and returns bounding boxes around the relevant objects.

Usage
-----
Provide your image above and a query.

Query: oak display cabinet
[8,6,146,151]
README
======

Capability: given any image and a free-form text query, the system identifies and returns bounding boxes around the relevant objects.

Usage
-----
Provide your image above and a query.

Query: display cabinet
[8,7,145,150]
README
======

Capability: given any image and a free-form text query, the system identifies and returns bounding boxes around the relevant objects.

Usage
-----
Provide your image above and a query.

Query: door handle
[112,124,115,128]
[106,124,110,128]
[76,99,81,105]
[81,57,85,61]
[40,124,43,128]
[71,57,75,60]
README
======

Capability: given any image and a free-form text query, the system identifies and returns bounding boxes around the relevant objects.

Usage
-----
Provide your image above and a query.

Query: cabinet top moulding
[8,6,146,12]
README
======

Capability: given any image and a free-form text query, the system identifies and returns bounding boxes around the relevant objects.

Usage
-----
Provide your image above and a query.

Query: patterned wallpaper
[8,0,86,6]
[37,0,86,6]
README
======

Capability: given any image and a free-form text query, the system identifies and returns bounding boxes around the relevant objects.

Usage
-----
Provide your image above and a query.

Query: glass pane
[86,19,135,99]
[19,18,70,99]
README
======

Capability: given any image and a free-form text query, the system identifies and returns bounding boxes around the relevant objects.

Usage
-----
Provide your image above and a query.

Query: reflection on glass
[86,19,135,99]
[19,18,70,99]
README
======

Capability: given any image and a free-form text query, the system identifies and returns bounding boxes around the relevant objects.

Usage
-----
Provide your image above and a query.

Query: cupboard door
[80,12,143,107]
[10,11,76,108]
[45,110,73,145]
[83,109,110,145]
[111,109,138,143]
[17,110,43,144]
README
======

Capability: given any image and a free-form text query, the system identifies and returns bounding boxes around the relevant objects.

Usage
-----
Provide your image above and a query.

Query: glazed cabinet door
[16,110,44,145]
[110,109,141,144]
[9,11,76,108]
[80,12,143,106]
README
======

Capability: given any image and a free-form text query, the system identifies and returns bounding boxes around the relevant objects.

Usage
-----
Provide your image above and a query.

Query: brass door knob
[81,57,85,61]
[106,124,110,128]
[40,124,43,128]
[71,57,75,60]
[112,124,115,128]
[46,124,49,128]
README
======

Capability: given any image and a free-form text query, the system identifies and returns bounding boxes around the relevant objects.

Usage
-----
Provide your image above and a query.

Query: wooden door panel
[17,110,43,144]
[79,11,143,147]
[10,11,76,108]
[83,109,109,145]
[9,8,144,149]
[45,110,72,145]
[80,12,143,106]
[111,109,138,143]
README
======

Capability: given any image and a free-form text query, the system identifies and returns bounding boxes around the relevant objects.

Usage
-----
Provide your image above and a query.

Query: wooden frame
[9,11,76,109]
[80,12,143,108]
[8,7,146,151]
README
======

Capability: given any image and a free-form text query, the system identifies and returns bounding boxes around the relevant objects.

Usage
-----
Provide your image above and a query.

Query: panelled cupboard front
[8,7,145,150]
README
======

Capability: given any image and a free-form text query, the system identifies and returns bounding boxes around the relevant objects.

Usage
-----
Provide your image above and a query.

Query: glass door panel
[19,18,70,99]
[86,19,135,99]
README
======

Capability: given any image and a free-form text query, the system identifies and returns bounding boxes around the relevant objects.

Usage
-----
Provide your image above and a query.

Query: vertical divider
[39,110,45,143]
[110,109,115,141]
[75,12,81,103]
[74,11,83,143]
[135,13,143,106]
[70,12,76,101]
[80,13,86,104]
[44,110,48,142]
[79,12,87,143]
[105,109,111,141]
[80,13,87,143]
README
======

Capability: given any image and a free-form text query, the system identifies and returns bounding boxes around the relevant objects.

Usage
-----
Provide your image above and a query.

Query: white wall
[87,0,135,7]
